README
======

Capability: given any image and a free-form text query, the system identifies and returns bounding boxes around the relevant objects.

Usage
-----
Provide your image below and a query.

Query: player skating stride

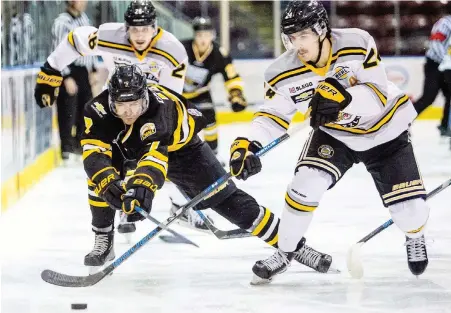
[228,0,430,284]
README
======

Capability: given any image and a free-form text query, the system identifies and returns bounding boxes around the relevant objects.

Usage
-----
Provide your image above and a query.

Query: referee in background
[414,15,451,136]
[52,1,98,163]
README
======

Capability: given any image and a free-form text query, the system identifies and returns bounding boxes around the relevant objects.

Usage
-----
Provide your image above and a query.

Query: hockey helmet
[193,16,214,32]
[124,0,157,27]
[281,1,330,52]
[281,1,329,35]
[108,65,149,117]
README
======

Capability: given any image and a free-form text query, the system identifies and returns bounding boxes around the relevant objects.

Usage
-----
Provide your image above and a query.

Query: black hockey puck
[71,303,87,310]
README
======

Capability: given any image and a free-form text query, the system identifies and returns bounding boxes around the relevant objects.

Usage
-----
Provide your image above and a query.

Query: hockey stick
[159,210,252,243]
[112,134,198,247]
[135,207,199,247]
[347,177,451,279]
[159,186,252,242]
[40,120,309,287]
[162,118,312,241]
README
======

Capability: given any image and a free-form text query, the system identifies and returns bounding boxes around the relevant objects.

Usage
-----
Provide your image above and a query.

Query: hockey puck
[71,303,87,310]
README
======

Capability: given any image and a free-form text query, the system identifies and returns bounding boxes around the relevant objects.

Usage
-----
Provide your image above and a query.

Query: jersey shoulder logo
[140,122,156,141]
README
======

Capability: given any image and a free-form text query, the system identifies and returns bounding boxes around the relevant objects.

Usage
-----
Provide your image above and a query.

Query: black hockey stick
[159,186,251,242]
[347,177,451,278]
[159,210,252,242]
[41,121,309,287]
[112,134,197,247]
[195,211,252,239]
[135,207,199,247]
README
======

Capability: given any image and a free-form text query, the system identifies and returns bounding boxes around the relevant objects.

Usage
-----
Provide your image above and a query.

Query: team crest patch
[333,66,350,80]
[140,123,156,141]
[318,145,334,159]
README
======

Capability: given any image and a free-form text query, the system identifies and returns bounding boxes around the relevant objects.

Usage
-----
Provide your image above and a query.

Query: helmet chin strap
[309,34,327,67]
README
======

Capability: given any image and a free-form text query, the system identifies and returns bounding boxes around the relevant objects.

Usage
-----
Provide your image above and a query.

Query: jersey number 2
[363,48,381,69]
[171,63,186,78]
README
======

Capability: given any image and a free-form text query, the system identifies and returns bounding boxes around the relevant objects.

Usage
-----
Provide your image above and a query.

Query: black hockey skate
[294,238,332,273]
[170,199,211,232]
[405,235,428,276]
[84,232,115,273]
[251,249,294,285]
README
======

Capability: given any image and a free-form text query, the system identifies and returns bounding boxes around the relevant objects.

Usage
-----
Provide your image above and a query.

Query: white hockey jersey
[439,35,451,71]
[47,23,188,94]
[250,28,417,151]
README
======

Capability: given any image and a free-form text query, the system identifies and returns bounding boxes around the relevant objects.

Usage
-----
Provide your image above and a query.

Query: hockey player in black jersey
[81,64,333,274]
[181,17,248,163]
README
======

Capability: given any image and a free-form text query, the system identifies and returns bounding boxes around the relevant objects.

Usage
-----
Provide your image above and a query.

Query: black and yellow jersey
[81,85,206,190]
[181,39,243,100]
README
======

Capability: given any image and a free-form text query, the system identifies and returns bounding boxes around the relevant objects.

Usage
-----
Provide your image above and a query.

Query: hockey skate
[84,231,115,275]
[117,212,136,244]
[170,199,212,232]
[293,238,333,273]
[251,249,293,285]
[405,235,428,276]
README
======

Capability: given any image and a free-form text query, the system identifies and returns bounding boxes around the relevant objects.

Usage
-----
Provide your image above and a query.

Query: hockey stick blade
[41,124,307,287]
[347,177,451,279]
[196,210,251,239]
[41,222,169,287]
[135,207,199,247]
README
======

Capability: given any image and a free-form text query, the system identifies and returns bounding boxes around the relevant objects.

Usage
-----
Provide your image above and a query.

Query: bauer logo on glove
[34,62,63,108]
[308,77,352,129]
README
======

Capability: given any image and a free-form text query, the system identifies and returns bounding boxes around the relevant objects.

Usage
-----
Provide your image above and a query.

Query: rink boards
[0,57,445,211]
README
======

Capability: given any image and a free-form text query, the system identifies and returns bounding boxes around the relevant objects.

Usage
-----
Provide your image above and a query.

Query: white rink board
[210,57,446,109]
[1,121,451,313]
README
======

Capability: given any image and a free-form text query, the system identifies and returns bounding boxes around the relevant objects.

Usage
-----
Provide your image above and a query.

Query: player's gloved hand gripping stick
[40,114,311,287]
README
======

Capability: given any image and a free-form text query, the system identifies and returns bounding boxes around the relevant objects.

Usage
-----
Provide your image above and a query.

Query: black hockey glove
[122,175,157,222]
[230,137,262,180]
[229,88,247,112]
[102,180,125,210]
[309,77,352,129]
[34,61,63,108]
[92,168,124,210]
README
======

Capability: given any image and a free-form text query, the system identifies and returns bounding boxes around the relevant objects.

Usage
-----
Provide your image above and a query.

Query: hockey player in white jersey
[34,0,211,267]
[229,0,430,284]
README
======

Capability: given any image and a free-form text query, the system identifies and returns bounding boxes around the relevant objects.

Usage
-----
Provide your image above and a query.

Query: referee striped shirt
[426,15,451,64]
[52,11,97,72]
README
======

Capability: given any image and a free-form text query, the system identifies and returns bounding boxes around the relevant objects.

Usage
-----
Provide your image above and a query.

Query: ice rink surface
[1,121,450,313]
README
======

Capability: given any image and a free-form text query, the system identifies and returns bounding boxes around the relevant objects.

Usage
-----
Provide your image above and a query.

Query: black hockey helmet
[193,16,214,32]
[124,0,157,27]
[108,65,149,115]
[281,0,329,36]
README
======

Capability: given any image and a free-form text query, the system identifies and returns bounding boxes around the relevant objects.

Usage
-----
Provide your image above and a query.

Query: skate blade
[327,267,341,274]
[118,232,133,244]
[250,274,272,286]
[87,259,114,276]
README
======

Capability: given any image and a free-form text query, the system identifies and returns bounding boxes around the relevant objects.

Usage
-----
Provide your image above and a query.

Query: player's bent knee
[285,166,332,213]
[213,189,260,229]
[389,198,430,237]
